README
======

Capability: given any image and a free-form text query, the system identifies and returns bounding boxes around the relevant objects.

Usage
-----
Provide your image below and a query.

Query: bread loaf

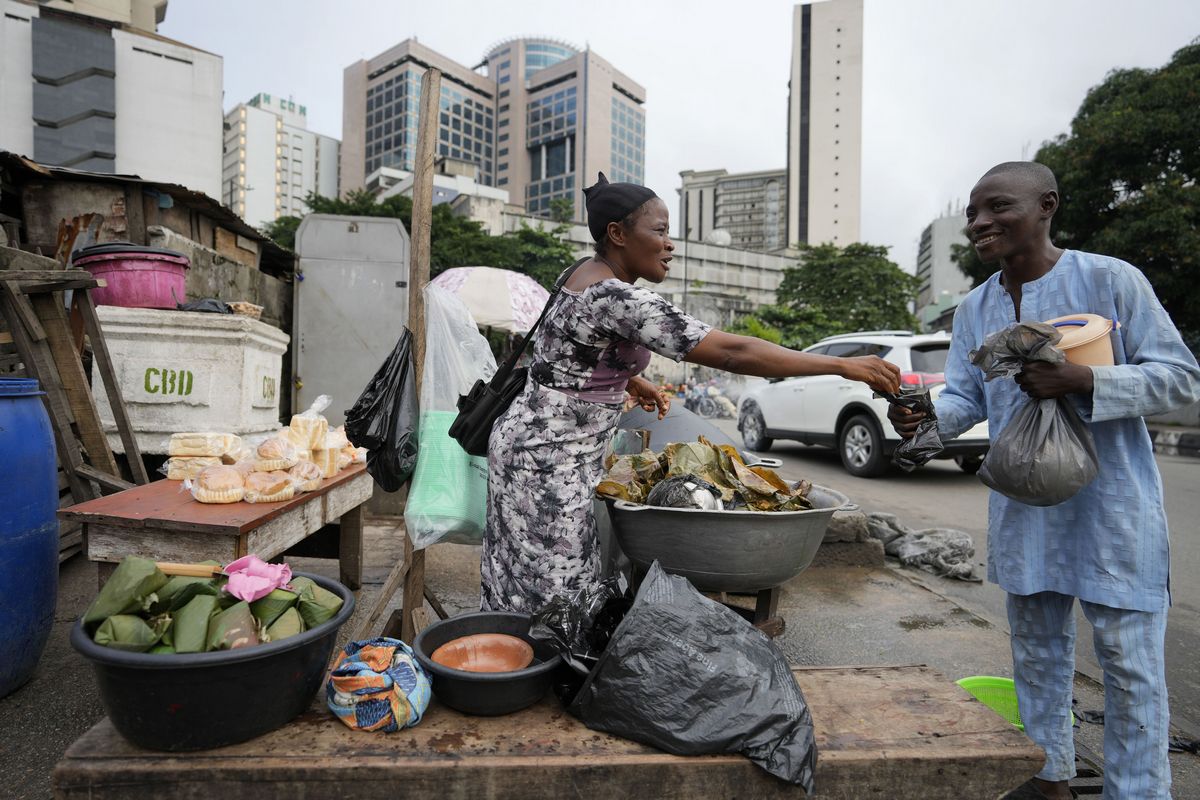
[169,432,241,458]
[289,413,329,450]
[191,465,245,504]
[166,456,221,481]
[254,437,300,471]
[244,470,295,504]
[289,461,323,493]
[312,447,339,478]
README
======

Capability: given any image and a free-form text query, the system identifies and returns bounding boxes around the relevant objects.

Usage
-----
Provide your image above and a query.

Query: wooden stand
[0,261,148,560]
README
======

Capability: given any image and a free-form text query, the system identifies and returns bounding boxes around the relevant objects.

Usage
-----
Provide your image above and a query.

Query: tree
[733,243,920,349]
[259,191,577,290]
[548,197,575,224]
[953,39,1200,345]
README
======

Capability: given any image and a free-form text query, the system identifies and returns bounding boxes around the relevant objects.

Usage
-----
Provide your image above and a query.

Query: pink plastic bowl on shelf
[72,242,190,310]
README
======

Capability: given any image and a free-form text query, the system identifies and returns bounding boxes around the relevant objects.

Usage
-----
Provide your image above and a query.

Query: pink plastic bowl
[74,244,189,310]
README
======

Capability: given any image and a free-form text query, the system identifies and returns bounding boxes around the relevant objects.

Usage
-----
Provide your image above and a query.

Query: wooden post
[400,67,442,644]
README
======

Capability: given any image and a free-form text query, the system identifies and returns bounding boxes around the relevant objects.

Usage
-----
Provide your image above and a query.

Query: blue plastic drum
[0,377,59,698]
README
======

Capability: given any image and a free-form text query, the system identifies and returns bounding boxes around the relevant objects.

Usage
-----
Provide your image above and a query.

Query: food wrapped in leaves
[646,475,724,510]
[250,588,299,628]
[297,582,344,629]
[83,556,168,632]
[93,614,169,652]
[265,606,304,642]
[149,644,176,655]
[595,449,664,503]
[174,593,219,654]
[206,601,259,650]
[149,573,220,614]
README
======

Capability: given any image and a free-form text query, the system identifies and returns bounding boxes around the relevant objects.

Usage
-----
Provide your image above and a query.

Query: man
[890,161,1200,799]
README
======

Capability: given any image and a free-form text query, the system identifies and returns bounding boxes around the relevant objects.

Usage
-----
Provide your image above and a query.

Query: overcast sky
[161,0,1198,272]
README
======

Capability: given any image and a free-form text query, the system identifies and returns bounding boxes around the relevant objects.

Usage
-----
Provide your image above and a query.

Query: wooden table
[53,665,1043,799]
[60,464,374,589]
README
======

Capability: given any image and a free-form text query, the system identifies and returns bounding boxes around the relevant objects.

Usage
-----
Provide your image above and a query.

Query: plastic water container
[0,378,58,698]
[72,241,189,309]
[1044,313,1119,366]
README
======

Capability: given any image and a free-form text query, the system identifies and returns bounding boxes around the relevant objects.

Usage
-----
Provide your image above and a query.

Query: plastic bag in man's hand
[882,388,943,471]
[344,330,419,492]
[568,562,817,791]
[970,322,1099,506]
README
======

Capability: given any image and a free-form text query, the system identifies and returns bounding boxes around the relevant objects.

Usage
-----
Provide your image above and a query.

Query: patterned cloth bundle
[326,638,431,732]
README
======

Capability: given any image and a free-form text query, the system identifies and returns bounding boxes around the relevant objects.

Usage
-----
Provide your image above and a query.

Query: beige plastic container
[1044,313,1119,366]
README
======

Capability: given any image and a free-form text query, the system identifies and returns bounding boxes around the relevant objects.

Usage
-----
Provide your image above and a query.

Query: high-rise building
[678,168,788,252]
[341,36,645,222]
[222,93,339,229]
[786,0,862,248]
[915,209,972,315]
[0,0,222,198]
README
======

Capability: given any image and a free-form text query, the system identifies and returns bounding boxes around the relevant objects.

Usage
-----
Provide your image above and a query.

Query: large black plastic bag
[567,562,817,791]
[970,322,1099,506]
[344,329,419,492]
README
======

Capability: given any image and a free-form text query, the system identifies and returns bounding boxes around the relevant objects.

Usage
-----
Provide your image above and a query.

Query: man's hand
[887,403,926,440]
[625,375,671,419]
[1015,361,1094,399]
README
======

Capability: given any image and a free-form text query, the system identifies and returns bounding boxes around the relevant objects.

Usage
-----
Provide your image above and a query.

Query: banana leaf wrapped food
[173,593,219,654]
[289,576,344,628]
[93,614,171,652]
[206,601,260,650]
[250,588,299,628]
[82,556,169,632]
[265,606,304,642]
[596,436,813,512]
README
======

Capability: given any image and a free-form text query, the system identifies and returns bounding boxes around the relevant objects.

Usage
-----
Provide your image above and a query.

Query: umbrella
[430,266,550,334]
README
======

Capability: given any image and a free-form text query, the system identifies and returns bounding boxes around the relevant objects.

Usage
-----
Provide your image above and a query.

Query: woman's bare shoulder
[563,259,618,292]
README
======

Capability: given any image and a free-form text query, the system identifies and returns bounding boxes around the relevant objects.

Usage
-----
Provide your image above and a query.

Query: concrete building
[678,168,788,253]
[222,93,340,229]
[914,208,972,324]
[0,0,222,199]
[786,0,863,247]
[369,157,510,208]
[341,36,645,224]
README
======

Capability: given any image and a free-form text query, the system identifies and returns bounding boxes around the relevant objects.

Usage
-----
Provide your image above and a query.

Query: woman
[481,174,901,612]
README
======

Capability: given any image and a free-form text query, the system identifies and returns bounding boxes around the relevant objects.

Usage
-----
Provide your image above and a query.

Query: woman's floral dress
[480,279,711,612]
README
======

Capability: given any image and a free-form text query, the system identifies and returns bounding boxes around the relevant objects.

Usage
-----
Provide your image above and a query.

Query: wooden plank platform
[61,464,368,536]
[52,665,1043,800]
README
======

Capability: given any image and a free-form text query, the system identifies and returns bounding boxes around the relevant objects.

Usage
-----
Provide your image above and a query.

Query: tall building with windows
[0,0,221,198]
[341,36,645,223]
[222,93,339,229]
[786,0,863,247]
[915,208,971,315]
[678,168,788,252]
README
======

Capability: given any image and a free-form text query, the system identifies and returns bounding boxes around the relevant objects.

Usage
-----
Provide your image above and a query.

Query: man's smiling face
[965,173,1054,262]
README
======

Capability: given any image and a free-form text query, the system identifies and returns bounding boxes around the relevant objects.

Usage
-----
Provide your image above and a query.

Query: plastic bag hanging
[970,322,1099,506]
[344,330,419,492]
[405,285,496,548]
[879,388,943,471]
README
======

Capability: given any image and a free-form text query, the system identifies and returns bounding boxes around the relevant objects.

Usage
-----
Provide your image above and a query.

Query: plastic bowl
[956,676,1024,730]
[413,612,562,716]
[70,572,355,751]
[1045,313,1118,366]
[608,483,849,592]
[431,633,534,673]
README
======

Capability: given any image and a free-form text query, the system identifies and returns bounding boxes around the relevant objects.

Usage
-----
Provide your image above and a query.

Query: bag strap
[491,257,589,384]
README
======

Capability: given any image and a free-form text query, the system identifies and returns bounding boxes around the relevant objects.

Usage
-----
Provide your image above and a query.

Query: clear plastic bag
[290,394,331,450]
[970,322,1100,506]
[405,286,497,549]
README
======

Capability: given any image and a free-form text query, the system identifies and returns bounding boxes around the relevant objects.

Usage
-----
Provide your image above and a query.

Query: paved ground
[3,457,1197,797]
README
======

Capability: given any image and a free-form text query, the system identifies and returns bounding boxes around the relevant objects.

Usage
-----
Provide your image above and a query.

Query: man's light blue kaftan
[936,250,1200,611]
[934,250,1200,798]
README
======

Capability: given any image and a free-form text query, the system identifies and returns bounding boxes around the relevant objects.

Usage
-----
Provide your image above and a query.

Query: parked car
[736,331,990,477]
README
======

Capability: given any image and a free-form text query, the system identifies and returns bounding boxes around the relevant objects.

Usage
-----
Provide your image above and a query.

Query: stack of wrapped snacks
[168,432,242,479]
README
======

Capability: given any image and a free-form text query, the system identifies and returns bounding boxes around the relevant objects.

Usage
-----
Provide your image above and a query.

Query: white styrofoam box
[93,307,290,455]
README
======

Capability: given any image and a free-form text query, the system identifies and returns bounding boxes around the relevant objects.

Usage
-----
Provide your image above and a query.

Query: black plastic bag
[881,388,943,471]
[176,298,231,314]
[567,562,817,791]
[344,330,419,492]
[645,474,723,509]
[970,323,1099,506]
[530,576,631,704]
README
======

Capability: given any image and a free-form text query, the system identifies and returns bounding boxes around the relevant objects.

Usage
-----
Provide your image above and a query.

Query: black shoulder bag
[449,258,588,457]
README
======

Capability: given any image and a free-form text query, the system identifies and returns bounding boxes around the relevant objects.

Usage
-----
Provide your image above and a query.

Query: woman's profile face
[621,198,674,283]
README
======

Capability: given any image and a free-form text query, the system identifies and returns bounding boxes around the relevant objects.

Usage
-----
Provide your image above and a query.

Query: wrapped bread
[276,426,310,451]
[289,461,323,493]
[312,446,340,479]
[244,471,295,504]
[221,443,255,466]
[170,432,241,458]
[165,456,221,481]
[190,465,245,504]
[324,429,350,451]
[254,437,300,472]
[336,452,352,471]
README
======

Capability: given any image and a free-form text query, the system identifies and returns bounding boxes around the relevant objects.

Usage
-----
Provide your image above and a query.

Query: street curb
[1148,428,1200,459]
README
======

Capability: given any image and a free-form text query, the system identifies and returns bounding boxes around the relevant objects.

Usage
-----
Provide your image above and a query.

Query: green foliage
[548,197,575,223]
[257,191,576,289]
[953,39,1200,344]
[734,243,919,350]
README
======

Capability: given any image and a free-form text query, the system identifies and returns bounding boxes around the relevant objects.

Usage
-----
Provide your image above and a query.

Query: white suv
[736,331,990,477]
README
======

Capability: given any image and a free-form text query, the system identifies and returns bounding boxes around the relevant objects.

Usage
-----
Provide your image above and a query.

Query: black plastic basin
[413,612,561,716]
[70,572,354,751]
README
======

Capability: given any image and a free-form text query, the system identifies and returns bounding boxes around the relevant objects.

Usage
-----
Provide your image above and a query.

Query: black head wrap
[583,172,658,243]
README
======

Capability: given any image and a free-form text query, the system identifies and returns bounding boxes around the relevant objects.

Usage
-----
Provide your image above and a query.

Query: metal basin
[607,484,849,593]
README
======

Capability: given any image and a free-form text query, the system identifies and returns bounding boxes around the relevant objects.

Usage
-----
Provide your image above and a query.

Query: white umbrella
[430,266,551,334]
